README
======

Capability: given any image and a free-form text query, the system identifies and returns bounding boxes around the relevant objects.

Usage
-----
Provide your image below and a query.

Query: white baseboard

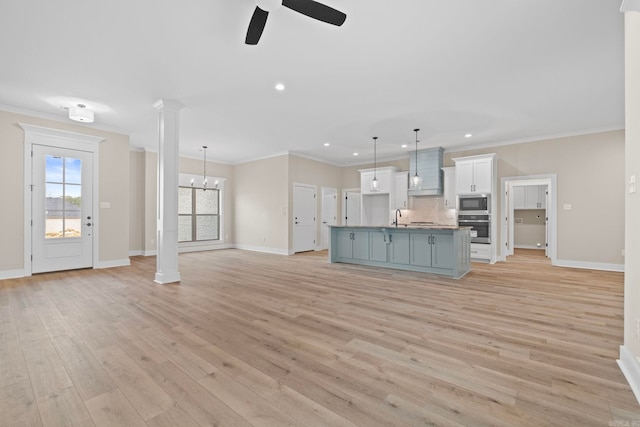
[129,250,143,257]
[514,245,545,250]
[554,259,624,272]
[0,269,26,280]
[234,244,290,256]
[618,345,640,405]
[143,250,157,256]
[95,259,131,269]
[179,243,233,253]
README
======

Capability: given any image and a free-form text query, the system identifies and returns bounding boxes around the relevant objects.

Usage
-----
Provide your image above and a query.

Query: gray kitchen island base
[329,226,471,279]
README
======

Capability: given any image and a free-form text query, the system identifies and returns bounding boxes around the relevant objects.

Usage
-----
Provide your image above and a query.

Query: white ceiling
[0,0,625,165]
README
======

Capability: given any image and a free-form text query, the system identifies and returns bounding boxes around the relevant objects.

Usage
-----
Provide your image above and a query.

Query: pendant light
[191,145,209,190]
[410,128,422,190]
[370,136,379,192]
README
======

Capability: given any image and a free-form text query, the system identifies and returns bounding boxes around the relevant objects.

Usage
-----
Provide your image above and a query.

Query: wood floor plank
[52,334,117,401]
[0,248,638,426]
[146,405,200,427]
[91,344,175,420]
[0,379,42,427]
[84,389,148,427]
[145,360,253,427]
[37,386,95,427]
[21,338,73,399]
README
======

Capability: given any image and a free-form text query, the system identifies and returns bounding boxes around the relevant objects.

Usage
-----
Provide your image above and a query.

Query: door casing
[21,124,102,276]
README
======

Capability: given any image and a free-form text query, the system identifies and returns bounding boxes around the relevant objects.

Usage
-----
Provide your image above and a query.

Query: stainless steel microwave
[458,195,489,214]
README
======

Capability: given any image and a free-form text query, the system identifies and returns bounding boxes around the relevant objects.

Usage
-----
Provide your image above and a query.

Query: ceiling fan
[246,0,347,45]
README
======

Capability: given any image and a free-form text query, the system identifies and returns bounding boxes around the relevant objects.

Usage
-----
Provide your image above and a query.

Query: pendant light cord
[414,128,420,177]
[373,136,378,178]
[202,145,208,190]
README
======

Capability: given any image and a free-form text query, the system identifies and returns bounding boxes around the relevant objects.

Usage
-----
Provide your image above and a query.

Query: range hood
[408,146,444,196]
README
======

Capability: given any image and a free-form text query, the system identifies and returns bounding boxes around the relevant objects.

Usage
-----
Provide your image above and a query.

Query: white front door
[293,184,316,253]
[32,145,94,273]
[320,188,337,250]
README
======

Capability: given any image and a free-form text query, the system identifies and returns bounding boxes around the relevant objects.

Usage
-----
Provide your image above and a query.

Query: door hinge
[31,150,33,158]
[30,184,34,191]
[313,240,316,244]
[30,255,33,261]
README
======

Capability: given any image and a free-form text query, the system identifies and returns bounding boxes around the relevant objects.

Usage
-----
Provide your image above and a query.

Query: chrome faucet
[394,209,402,227]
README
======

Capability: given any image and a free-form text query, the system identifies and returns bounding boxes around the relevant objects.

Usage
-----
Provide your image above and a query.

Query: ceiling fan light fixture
[620,0,640,12]
[256,0,282,12]
[69,104,94,123]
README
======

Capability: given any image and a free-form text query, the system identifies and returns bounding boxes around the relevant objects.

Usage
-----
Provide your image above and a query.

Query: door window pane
[44,155,83,239]
[65,158,82,184]
[46,210,64,238]
[46,156,63,182]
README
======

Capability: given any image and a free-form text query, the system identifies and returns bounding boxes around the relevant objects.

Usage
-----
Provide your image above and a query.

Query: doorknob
[86,223,92,226]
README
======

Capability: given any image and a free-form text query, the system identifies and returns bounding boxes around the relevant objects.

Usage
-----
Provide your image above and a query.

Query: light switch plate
[563,203,572,210]
[630,174,636,194]
[100,202,111,209]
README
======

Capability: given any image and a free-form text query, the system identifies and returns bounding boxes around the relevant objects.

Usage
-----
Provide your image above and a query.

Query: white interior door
[343,191,361,226]
[293,184,316,253]
[320,188,337,250]
[32,145,93,273]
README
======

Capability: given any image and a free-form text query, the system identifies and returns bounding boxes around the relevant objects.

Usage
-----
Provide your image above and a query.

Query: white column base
[154,271,181,284]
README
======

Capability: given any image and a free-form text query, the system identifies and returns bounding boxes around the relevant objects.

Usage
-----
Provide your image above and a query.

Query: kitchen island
[329,225,471,279]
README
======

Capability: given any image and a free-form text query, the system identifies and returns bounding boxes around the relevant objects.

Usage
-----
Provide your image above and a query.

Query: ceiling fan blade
[245,7,269,45]
[282,0,346,26]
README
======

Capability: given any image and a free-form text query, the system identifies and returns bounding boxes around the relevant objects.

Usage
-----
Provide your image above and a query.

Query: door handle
[86,223,92,227]
[322,221,328,224]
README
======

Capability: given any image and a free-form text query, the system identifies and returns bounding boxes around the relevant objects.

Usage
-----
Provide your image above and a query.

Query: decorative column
[153,99,184,284]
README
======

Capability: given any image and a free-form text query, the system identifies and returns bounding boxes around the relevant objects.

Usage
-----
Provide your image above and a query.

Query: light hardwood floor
[1,249,639,426]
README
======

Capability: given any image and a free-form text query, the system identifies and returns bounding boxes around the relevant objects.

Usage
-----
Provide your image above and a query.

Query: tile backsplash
[397,196,457,226]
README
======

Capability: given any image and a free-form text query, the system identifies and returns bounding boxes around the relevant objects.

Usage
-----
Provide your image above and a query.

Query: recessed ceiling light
[324,142,330,147]
[275,83,285,91]
[353,152,359,156]
[465,133,473,138]
[401,144,408,148]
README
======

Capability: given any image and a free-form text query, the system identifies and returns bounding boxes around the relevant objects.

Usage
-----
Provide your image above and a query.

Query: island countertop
[329,224,465,230]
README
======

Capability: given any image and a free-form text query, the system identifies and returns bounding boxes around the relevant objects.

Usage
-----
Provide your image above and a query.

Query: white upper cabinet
[360,166,397,195]
[513,185,547,209]
[394,172,408,209]
[442,167,456,209]
[453,154,496,195]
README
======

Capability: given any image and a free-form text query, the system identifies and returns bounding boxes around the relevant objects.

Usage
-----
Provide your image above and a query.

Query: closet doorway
[501,175,557,264]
